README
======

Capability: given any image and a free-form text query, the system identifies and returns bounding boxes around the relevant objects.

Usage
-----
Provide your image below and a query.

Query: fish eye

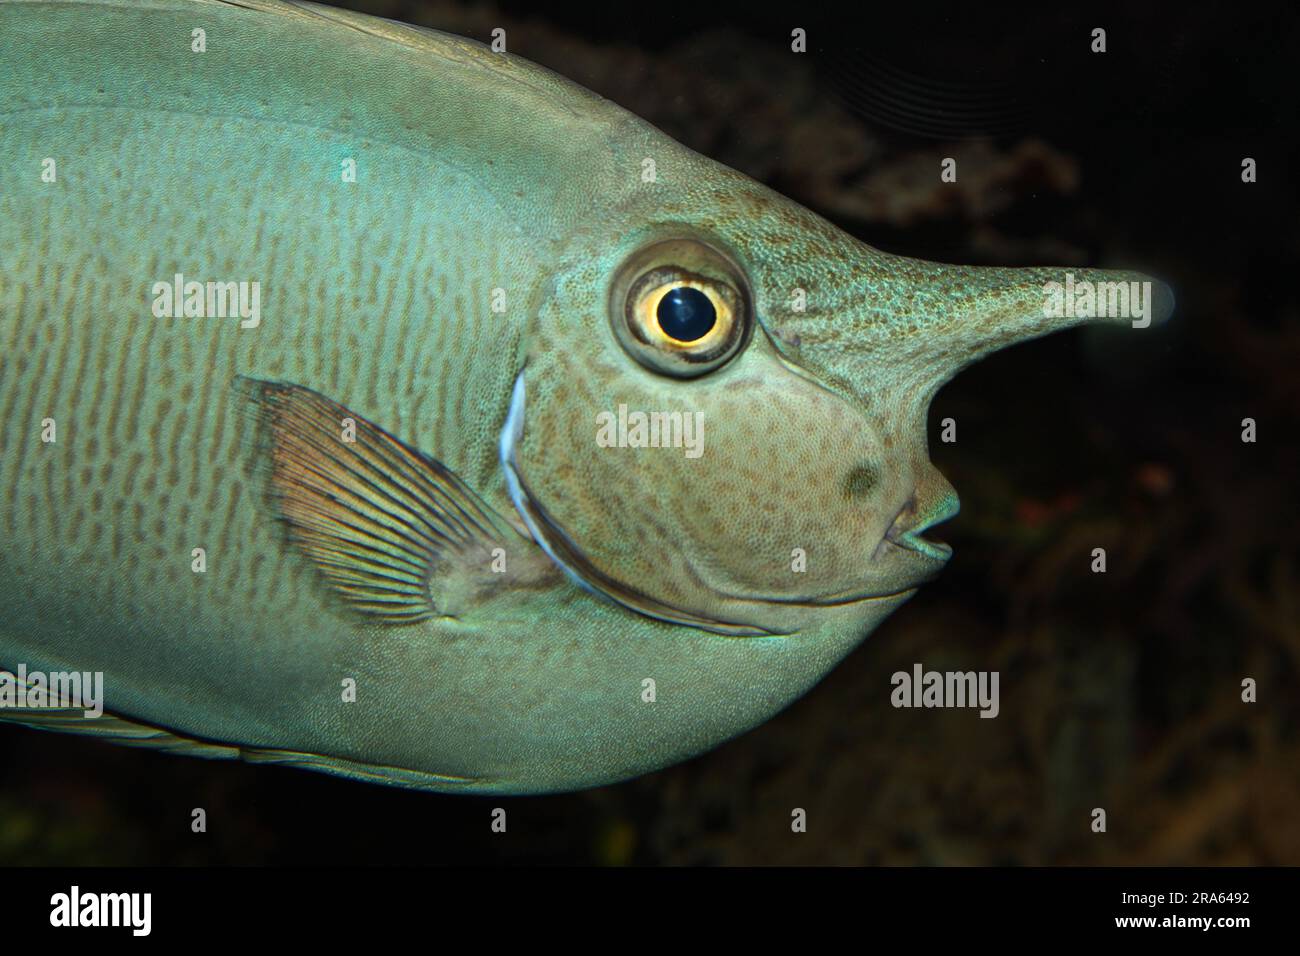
[611,238,752,378]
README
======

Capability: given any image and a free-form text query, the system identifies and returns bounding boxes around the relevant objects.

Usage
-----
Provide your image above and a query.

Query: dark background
[2,0,1296,865]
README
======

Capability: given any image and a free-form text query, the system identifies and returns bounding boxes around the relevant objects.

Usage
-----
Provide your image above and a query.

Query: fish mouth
[876,491,959,564]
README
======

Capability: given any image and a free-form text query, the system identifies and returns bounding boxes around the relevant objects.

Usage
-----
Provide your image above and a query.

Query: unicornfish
[0,0,1172,792]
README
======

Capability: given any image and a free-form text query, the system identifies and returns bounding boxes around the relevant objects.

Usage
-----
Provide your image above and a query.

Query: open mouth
[879,492,960,562]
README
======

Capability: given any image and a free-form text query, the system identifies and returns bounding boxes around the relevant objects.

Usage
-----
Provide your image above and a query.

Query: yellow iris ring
[635,280,734,352]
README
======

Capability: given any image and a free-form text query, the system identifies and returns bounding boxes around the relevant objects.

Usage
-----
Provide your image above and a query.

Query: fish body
[0,0,1170,792]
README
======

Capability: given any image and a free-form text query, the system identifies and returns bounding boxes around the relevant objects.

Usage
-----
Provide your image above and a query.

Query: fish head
[503,159,1172,637]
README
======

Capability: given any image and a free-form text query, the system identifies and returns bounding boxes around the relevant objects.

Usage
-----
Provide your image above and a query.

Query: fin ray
[242,378,522,622]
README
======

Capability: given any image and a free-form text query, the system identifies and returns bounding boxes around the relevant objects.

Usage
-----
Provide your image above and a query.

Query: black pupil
[656,286,716,342]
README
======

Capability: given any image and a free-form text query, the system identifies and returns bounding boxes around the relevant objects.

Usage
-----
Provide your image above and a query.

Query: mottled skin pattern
[0,0,1170,792]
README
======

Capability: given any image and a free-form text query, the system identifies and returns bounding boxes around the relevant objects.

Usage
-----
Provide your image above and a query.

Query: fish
[0,0,1172,794]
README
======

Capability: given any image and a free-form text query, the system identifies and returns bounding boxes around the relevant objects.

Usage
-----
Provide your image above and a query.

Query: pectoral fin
[241,378,549,623]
